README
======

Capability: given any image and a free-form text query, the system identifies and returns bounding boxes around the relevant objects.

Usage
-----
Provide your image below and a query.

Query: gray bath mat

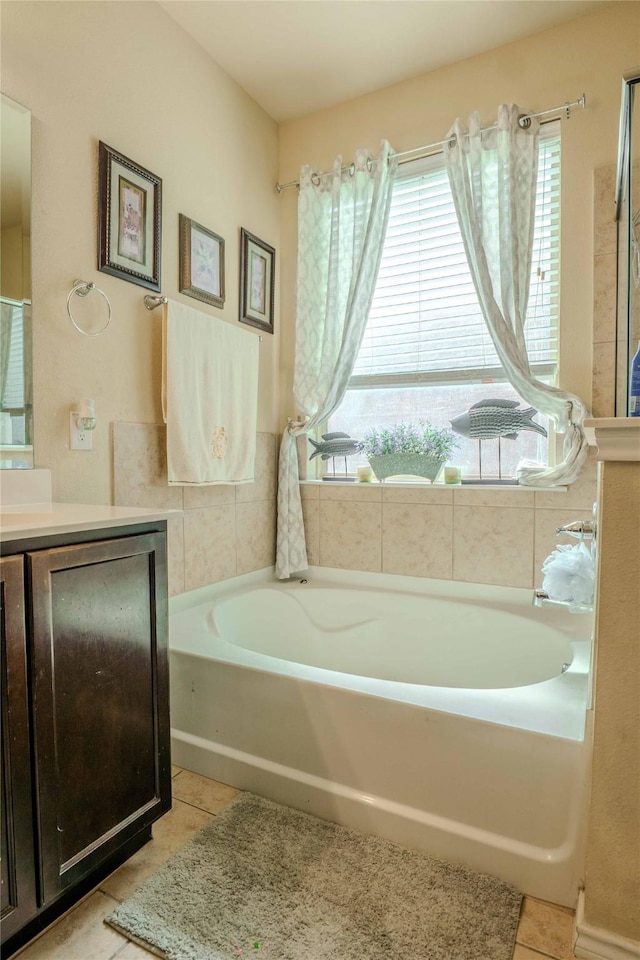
[106,792,522,960]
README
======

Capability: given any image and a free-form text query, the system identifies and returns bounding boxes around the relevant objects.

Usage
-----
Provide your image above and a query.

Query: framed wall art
[179,214,225,308]
[98,141,162,291]
[239,227,275,334]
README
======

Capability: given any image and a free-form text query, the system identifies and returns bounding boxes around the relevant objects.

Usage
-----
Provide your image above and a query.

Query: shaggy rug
[106,793,522,960]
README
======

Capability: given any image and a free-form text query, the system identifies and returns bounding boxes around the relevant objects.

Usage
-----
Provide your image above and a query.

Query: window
[0,298,31,447]
[326,121,560,481]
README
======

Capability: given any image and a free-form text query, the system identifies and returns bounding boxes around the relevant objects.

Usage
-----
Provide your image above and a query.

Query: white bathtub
[169,567,593,907]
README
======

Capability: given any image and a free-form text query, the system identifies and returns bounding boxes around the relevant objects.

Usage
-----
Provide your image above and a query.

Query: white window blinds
[352,121,560,387]
[1,299,26,408]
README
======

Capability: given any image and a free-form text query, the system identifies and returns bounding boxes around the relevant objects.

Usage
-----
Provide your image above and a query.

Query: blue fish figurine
[450,399,547,440]
[308,432,362,461]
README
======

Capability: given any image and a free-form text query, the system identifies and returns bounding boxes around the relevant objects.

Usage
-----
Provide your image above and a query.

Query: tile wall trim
[584,418,640,462]
[574,891,640,959]
[592,164,617,417]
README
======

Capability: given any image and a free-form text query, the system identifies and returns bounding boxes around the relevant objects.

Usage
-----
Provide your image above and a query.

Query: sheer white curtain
[276,142,397,579]
[444,104,589,486]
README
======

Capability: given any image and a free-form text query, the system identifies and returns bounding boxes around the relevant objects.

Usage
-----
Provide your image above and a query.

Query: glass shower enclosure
[615,71,640,416]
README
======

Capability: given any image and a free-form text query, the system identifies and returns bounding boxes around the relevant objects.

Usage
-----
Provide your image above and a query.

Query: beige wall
[584,460,640,942]
[1,0,280,504]
[278,0,640,428]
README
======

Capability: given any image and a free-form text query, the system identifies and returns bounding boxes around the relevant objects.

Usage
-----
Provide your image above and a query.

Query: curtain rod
[275,94,585,193]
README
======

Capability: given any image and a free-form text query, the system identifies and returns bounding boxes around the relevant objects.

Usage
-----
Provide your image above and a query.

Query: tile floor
[13,768,577,960]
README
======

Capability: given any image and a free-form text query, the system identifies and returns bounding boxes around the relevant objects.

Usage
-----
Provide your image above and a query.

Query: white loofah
[541,542,595,610]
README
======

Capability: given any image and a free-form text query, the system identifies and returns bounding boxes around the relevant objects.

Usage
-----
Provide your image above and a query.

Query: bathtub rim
[170,563,591,614]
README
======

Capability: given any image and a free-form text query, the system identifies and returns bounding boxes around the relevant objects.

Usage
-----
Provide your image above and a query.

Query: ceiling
[158,0,606,122]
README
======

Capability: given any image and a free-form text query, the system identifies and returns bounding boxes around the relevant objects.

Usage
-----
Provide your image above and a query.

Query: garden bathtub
[169,567,592,906]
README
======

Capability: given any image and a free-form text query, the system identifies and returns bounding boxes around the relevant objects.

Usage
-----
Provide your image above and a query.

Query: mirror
[1,93,33,468]
[615,71,640,417]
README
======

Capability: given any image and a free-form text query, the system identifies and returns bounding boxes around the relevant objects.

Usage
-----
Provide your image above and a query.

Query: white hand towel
[162,299,259,485]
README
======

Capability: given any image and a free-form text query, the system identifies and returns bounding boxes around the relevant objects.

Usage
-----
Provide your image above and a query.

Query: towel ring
[67,279,112,337]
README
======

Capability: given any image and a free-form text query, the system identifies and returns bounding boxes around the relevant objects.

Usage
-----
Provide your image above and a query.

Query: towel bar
[145,294,263,340]
[143,294,168,310]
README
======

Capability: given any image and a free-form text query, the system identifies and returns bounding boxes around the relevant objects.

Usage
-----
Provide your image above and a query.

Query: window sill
[299,479,568,492]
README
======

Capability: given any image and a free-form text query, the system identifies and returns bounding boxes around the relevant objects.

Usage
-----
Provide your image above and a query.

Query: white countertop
[0,502,179,542]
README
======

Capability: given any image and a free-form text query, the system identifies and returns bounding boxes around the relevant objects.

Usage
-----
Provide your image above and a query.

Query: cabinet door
[28,533,170,906]
[0,555,38,940]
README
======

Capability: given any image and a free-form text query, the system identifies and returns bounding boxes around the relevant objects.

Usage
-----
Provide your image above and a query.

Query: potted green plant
[358,420,459,483]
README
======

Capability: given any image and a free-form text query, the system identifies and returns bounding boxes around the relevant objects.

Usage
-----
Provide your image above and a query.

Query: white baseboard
[574,890,640,959]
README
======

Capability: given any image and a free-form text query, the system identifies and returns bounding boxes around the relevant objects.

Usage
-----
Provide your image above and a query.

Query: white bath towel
[162,299,259,485]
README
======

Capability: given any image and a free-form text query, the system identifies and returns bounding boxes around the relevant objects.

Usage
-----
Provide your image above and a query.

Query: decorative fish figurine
[450,399,548,440]
[308,432,362,461]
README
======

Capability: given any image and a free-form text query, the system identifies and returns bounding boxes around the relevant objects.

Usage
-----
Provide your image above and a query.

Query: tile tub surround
[13,767,578,960]
[592,163,626,420]
[301,454,597,589]
[113,423,277,595]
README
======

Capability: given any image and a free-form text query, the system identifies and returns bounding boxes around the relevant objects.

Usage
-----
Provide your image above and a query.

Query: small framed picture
[178,214,225,308]
[98,142,162,291]
[239,228,275,334]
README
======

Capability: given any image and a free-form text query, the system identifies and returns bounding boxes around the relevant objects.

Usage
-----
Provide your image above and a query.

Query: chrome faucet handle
[556,519,594,540]
[533,589,549,606]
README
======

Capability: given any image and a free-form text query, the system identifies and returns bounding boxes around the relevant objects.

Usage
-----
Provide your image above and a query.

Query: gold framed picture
[98,142,162,291]
[179,214,225,309]
[239,228,275,334]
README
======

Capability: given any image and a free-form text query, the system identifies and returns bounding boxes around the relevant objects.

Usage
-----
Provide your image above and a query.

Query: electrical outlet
[70,411,93,451]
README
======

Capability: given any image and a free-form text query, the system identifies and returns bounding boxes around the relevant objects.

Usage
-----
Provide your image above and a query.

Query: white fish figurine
[308,432,361,461]
[450,399,547,440]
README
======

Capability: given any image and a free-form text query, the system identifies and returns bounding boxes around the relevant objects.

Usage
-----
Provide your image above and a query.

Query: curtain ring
[311,173,321,187]
[518,113,532,130]
[348,162,355,177]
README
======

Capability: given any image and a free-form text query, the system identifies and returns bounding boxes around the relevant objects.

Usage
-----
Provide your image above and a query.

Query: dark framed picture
[179,214,225,309]
[98,141,162,291]
[239,228,275,334]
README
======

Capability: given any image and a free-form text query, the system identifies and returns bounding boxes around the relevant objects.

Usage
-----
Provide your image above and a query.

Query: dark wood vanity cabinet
[0,524,171,955]
[1,554,37,942]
